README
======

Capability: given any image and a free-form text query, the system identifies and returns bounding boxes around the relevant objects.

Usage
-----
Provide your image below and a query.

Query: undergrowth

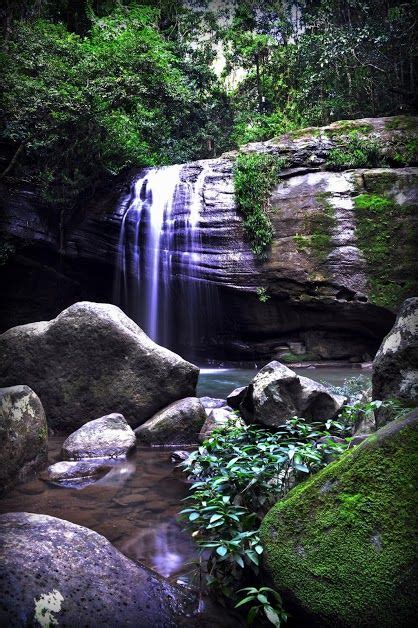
[180,415,352,625]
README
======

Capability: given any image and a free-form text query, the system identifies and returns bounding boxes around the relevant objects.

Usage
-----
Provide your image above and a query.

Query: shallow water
[197,365,371,399]
[0,366,371,585]
[0,437,196,584]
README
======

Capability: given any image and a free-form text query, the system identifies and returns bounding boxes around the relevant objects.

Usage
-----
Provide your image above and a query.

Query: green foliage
[179,417,350,606]
[236,586,288,627]
[0,240,15,266]
[256,287,270,303]
[0,3,232,205]
[280,352,319,364]
[353,193,418,307]
[234,153,284,255]
[260,415,418,627]
[324,375,370,403]
[326,135,384,170]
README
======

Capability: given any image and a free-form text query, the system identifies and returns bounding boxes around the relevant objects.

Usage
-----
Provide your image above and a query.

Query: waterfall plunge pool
[0,366,370,589]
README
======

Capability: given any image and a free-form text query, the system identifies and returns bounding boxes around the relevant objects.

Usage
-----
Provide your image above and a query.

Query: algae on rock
[260,410,418,627]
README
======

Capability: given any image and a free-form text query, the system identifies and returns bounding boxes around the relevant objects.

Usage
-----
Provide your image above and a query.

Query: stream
[0,366,370,588]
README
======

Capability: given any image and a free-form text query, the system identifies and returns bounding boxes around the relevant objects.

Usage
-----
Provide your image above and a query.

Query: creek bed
[0,366,370,586]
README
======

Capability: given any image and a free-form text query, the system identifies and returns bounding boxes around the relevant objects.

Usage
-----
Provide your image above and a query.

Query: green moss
[280,352,319,364]
[293,192,335,264]
[260,417,418,627]
[392,136,418,165]
[326,120,373,136]
[234,153,285,255]
[353,193,418,308]
[288,126,322,139]
[385,116,418,131]
[326,135,385,170]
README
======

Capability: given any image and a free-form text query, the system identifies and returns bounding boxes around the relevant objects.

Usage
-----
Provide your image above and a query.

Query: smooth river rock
[62,413,136,460]
[43,460,113,484]
[135,397,207,445]
[240,361,346,427]
[0,512,197,626]
[0,302,199,431]
[0,385,48,493]
[373,297,418,426]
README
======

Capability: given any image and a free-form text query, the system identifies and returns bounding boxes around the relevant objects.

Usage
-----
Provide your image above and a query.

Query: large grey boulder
[0,512,197,626]
[373,297,418,426]
[240,361,345,427]
[0,302,199,431]
[135,397,206,445]
[62,413,136,460]
[0,385,48,493]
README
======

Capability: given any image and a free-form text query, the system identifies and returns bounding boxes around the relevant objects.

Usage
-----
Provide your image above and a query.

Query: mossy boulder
[260,410,418,627]
[0,385,48,493]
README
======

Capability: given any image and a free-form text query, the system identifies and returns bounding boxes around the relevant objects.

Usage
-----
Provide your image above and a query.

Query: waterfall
[113,163,220,360]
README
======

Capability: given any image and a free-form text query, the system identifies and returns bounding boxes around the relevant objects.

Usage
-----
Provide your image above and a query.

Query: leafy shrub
[179,416,350,615]
[234,153,284,255]
[326,135,384,170]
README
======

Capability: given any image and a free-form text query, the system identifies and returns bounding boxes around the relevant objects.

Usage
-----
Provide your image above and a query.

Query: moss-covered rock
[260,410,418,627]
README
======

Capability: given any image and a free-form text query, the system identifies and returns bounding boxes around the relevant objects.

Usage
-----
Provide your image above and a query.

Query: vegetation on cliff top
[1,0,416,208]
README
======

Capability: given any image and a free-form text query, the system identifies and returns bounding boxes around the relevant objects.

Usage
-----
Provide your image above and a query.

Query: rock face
[1,118,416,362]
[62,413,136,460]
[240,361,345,426]
[0,302,199,431]
[373,297,418,426]
[0,512,197,626]
[260,410,418,627]
[135,397,206,445]
[0,385,48,493]
[199,406,239,442]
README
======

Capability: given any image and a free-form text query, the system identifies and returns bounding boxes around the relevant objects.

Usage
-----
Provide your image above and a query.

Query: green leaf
[264,605,281,627]
[188,512,200,521]
[216,545,228,557]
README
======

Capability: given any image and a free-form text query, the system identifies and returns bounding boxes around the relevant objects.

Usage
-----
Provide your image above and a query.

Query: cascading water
[113,163,220,360]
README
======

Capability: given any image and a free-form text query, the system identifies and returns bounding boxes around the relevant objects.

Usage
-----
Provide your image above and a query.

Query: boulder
[373,297,418,426]
[0,385,48,493]
[62,413,136,460]
[240,361,345,427]
[227,386,247,410]
[135,397,206,446]
[0,512,197,626]
[42,460,113,485]
[0,302,199,431]
[199,406,242,442]
[260,410,418,627]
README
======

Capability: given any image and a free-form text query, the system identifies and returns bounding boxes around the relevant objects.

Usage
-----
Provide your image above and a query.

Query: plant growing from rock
[234,154,285,256]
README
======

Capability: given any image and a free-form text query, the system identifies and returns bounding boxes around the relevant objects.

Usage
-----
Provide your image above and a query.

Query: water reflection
[0,439,196,581]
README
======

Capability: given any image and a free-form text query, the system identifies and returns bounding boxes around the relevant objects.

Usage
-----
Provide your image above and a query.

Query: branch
[0,142,24,178]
